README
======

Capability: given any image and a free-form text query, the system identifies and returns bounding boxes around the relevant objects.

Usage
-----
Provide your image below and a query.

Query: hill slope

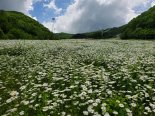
[121,6,155,39]
[0,10,53,40]
[72,26,124,39]
[54,33,73,39]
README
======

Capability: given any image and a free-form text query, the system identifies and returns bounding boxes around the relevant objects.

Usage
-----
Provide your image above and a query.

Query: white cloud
[32,16,38,21]
[43,0,149,33]
[151,1,155,7]
[0,0,34,15]
[44,0,62,15]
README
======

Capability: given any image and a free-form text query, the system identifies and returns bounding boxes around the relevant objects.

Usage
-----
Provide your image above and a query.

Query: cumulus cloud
[32,16,38,21]
[151,1,155,7]
[43,0,149,33]
[0,0,34,15]
[43,0,62,15]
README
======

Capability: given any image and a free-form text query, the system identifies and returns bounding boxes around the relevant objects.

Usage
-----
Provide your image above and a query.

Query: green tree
[0,28,4,39]
[0,10,54,40]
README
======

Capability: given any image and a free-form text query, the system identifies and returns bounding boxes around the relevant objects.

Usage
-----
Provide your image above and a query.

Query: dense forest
[72,26,124,39]
[54,33,73,39]
[0,10,53,40]
[121,6,155,39]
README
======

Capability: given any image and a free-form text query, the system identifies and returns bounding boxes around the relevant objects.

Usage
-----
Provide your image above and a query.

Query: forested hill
[121,6,155,39]
[0,10,53,40]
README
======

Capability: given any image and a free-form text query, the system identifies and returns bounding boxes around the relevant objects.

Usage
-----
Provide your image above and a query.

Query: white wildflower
[95,99,101,103]
[119,103,124,108]
[126,108,132,113]
[22,100,29,105]
[93,102,98,107]
[113,111,118,115]
[104,112,110,116]
[83,111,89,115]
[62,112,66,116]
[131,103,137,107]
[19,111,24,115]
[10,91,19,97]
[20,86,26,90]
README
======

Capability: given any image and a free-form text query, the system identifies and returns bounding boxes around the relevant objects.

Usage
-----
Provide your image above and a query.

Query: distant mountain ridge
[0,10,53,40]
[71,26,124,39]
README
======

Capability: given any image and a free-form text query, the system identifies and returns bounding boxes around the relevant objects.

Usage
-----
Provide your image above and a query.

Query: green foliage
[121,6,155,39]
[0,10,54,40]
[0,45,28,56]
[55,33,73,39]
[71,26,124,39]
[0,28,4,39]
[55,26,124,39]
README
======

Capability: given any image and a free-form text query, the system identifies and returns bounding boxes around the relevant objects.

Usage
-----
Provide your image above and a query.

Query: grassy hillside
[121,6,155,39]
[0,10,53,40]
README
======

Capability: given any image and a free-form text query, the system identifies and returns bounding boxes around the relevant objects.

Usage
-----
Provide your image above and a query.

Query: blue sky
[30,0,74,23]
[0,0,154,33]
[29,0,155,23]
[31,0,155,33]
